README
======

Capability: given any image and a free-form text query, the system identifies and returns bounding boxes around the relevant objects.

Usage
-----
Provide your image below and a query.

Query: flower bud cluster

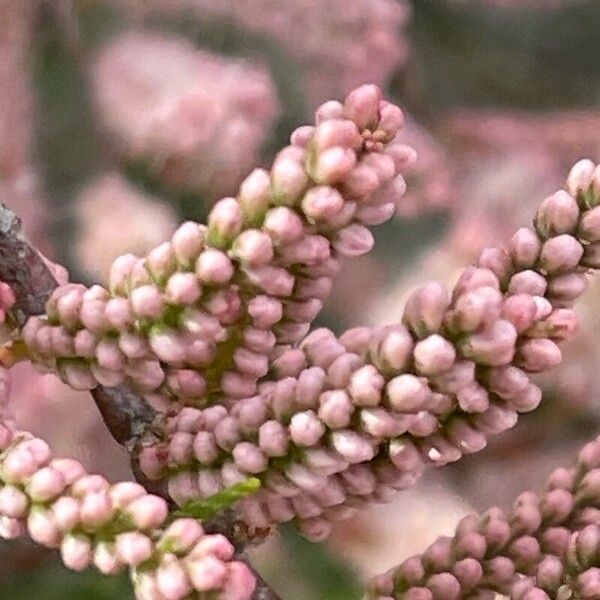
[0,428,255,599]
[139,160,600,539]
[23,85,414,406]
[365,434,600,599]
[110,0,410,109]
[92,31,279,197]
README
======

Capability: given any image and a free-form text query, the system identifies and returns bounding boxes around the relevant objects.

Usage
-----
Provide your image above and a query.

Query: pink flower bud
[284,464,326,492]
[52,496,81,532]
[448,286,504,335]
[509,228,542,268]
[165,272,201,305]
[263,207,304,244]
[539,234,583,274]
[193,432,219,466]
[186,554,227,591]
[414,335,456,376]
[130,285,165,318]
[171,222,204,265]
[115,531,154,566]
[301,186,345,222]
[313,146,357,185]
[405,283,451,339]
[149,327,187,364]
[207,197,243,248]
[61,533,92,571]
[330,430,375,463]
[247,295,283,328]
[62,362,93,394]
[312,119,362,151]
[244,265,294,297]
[220,372,257,399]
[509,382,542,412]
[147,242,177,281]
[347,365,385,407]
[103,297,133,330]
[355,202,396,226]
[318,390,354,428]
[378,101,405,139]
[167,370,206,399]
[270,347,307,377]
[167,472,199,506]
[195,249,234,285]
[360,407,401,437]
[508,270,548,296]
[108,482,147,510]
[203,406,229,431]
[460,319,517,366]
[289,411,325,447]
[27,466,66,502]
[516,338,562,373]
[344,84,381,130]
[27,507,60,547]
[315,101,344,124]
[3,448,39,484]
[291,125,316,148]
[456,383,489,413]
[159,519,204,555]
[501,294,538,334]
[547,272,588,303]
[231,229,274,266]
[386,374,431,413]
[341,464,377,495]
[154,554,192,600]
[221,561,256,600]
[566,159,595,199]
[109,254,138,295]
[213,418,241,453]
[232,442,267,474]
[271,156,309,204]
[453,268,499,300]
[0,485,28,518]
[344,164,380,203]
[362,152,396,186]
[258,420,289,457]
[535,190,580,238]
[303,448,348,476]
[80,490,114,528]
[238,168,271,223]
[333,224,374,257]
[242,327,276,353]
[93,541,123,575]
[127,495,168,530]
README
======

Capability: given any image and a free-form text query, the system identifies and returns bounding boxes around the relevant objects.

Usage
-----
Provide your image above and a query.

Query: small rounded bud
[414,335,456,375]
[195,249,234,285]
[207,197,243,248]
[344,84,382,130]
[539,234,583,274]
[535,190,579,238]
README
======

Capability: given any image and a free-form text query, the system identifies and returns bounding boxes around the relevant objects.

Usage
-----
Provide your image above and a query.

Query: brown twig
[0,202,160,449]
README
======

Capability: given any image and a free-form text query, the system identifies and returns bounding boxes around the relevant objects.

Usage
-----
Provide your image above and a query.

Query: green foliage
[171,477,262,521]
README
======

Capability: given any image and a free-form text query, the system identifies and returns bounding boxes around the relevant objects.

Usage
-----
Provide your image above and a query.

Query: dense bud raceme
[365,435,600,600]
[4,76,600,599]
[0,283,254,599]
[92,32,279,198]
[130,160,600,539]
[23,84,415,408]
[0,430,255,599]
